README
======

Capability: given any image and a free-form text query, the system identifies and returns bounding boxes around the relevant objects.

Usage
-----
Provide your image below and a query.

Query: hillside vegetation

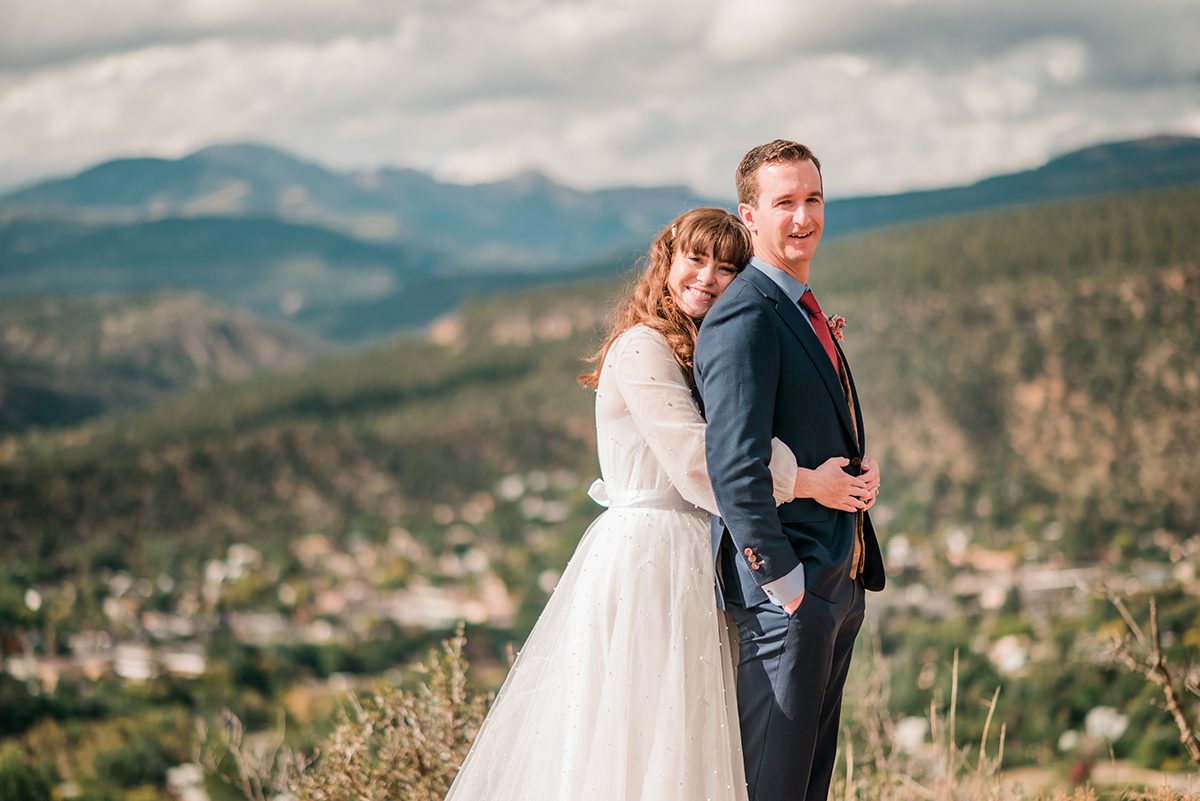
[9,184,1200,551]
[4,186,1195,570]
[0,292,327,431]
[817,186,1200,545]
[2,187,1199,797]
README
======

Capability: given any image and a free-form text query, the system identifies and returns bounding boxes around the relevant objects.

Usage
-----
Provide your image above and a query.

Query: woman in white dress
[444,208,804,801]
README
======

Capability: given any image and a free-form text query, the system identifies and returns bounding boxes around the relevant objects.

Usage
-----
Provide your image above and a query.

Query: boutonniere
[826,314,847,342]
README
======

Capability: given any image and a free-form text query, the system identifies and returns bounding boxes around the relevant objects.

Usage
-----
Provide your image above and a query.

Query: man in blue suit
[695,140,886,801]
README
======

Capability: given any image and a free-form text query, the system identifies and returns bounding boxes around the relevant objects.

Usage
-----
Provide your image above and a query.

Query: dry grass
[833,632,1198,801]
[205,627,1197,801]
[204,627,489,801]
[290,627,488,801]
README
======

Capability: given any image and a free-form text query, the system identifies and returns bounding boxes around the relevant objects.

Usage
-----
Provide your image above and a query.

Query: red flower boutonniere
[826,314,846,342]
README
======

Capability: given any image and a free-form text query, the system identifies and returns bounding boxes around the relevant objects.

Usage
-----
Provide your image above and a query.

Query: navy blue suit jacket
[695,266,885,606]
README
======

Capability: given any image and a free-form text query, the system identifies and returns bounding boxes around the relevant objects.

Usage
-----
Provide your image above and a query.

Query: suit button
[743,547,754,556]
[750,562,761,571]
[850,456,862,471]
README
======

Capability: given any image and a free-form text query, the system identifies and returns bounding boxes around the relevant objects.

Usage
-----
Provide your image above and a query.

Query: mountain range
[5,135,1198,250]
[0,134,1197,345]
[824,134,1200,235]
[0,143,709,269]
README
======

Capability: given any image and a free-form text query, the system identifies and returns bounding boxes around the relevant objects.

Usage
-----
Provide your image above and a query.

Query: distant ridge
[4,135,1198,246]
[0,215,446,331]
[826,135,1200,235]
[0,144,389,228]
[0,142,711,267]
[0,135,1197,341]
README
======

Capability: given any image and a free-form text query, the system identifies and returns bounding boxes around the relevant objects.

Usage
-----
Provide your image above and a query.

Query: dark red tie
[799,289,840,376]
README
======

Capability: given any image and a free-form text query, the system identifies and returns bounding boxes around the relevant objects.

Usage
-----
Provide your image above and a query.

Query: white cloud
[0,0,1197,197]
[704,0,805,63]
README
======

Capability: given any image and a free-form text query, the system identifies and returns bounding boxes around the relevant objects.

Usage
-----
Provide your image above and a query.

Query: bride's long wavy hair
[579,207,752,389]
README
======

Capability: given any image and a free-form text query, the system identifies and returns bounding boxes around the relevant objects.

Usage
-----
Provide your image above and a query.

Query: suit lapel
[742,268,859,445]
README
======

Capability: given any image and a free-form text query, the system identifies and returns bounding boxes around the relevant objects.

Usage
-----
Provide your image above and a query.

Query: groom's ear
[737,203,757,234]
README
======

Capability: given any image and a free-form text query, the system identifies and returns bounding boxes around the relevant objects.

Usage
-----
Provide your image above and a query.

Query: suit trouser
[724,551,866,801]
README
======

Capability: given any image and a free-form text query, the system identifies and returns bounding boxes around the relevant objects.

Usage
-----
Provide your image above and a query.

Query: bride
[444,208,804,801]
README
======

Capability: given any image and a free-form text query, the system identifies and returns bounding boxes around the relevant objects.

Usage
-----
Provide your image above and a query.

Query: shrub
[205,626,488,801]
[292,628,488,801]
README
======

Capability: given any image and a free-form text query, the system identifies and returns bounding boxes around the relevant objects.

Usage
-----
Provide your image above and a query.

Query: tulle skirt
[444,505,748,801]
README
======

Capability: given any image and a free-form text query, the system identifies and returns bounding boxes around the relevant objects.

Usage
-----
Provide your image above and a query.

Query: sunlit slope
[0,291,328,431]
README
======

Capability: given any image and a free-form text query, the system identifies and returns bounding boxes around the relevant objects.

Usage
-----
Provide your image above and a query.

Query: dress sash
[587,479,699,513]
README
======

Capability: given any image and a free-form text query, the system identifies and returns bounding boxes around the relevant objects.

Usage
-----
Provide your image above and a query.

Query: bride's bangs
[680,218,751,269]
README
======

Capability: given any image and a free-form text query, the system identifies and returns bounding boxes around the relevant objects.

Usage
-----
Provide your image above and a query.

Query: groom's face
[738,159,824,279]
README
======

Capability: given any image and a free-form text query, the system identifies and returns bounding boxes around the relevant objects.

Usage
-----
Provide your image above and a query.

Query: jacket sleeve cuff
[761,563,806,607]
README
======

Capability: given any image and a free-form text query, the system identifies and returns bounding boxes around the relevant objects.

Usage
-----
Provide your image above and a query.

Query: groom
[695,139,886,801]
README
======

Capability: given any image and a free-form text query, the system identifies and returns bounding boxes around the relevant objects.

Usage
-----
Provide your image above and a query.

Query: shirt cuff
[761,563,806,607]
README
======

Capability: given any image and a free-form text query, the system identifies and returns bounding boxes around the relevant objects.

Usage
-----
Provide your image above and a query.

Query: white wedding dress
[444,325,797,801]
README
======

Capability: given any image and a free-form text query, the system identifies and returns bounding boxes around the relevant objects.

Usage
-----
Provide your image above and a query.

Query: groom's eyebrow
[772,189,823,205]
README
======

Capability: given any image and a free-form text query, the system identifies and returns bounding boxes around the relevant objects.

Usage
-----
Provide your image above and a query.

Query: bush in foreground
[293,628,487,801]
[204,627,488,801]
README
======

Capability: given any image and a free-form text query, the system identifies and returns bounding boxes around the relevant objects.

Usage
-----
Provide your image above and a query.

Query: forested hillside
[0,292,327,431]
[2,187,1199,797]
[4,186,1195,572]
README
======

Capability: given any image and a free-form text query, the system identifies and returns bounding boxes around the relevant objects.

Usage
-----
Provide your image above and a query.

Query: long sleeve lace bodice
[594,325,797,514]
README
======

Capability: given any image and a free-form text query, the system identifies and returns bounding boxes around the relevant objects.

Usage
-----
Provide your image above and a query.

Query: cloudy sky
[2,0,1198,199]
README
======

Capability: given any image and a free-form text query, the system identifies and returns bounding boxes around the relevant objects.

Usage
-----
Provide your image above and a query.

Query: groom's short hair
[736,140,823,206]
